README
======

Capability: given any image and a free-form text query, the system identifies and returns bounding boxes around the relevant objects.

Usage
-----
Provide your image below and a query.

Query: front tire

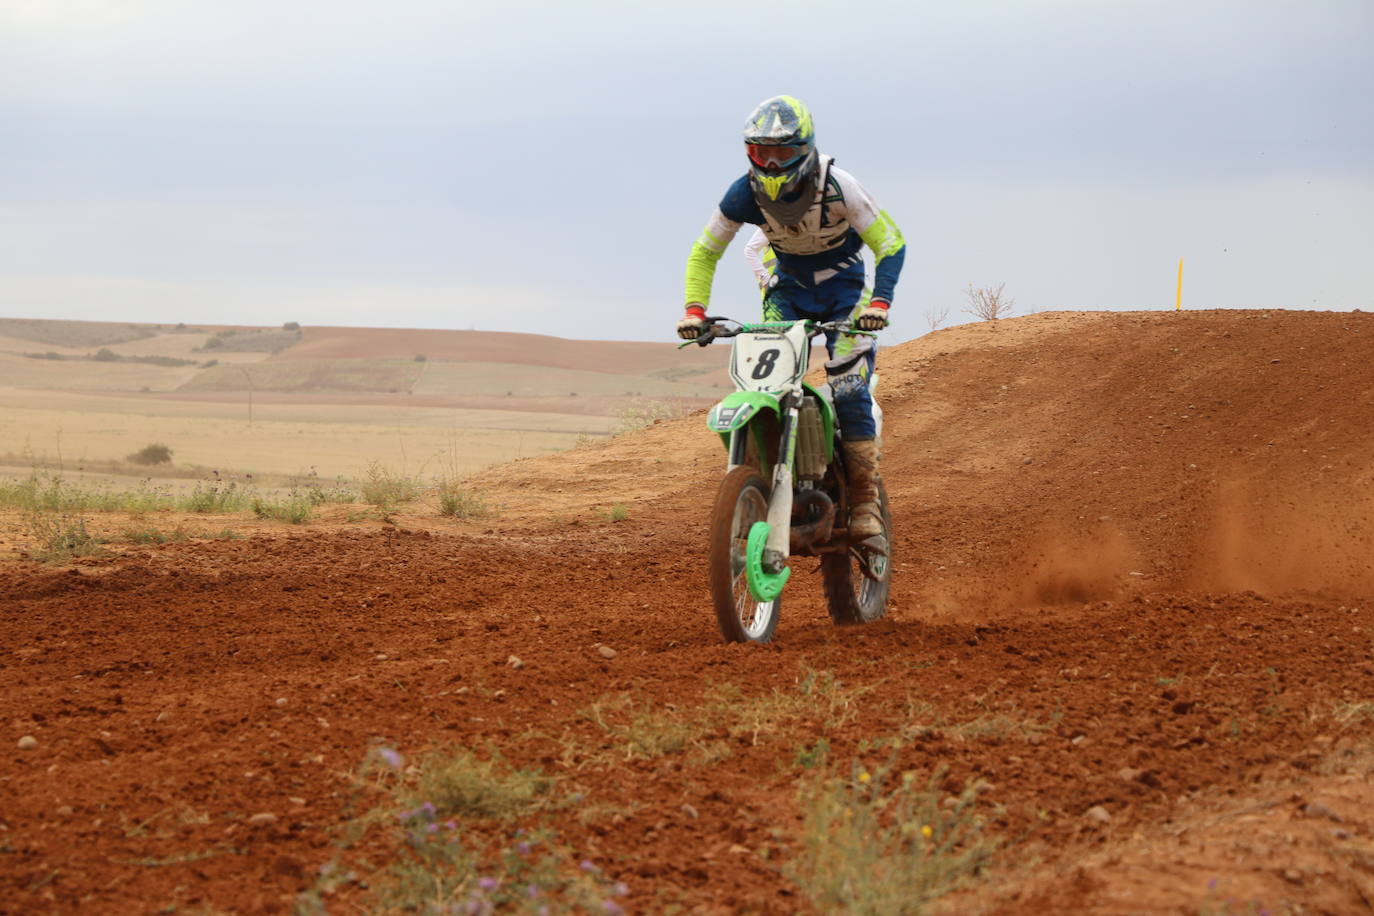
[708,466,781,643]
[823,480,892,625]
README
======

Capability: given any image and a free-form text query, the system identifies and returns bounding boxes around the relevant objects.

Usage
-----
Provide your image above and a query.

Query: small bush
[414,353,427,362]
[25,510,105,563]
[282,321,300,331]
[405,747,552,821]
[789,760,996,914]
[251,491,313,524]
[434,479,493,519]
[604,503,629,523]
[183,480,244,513]
[127,443,173,466]
[361,461,420,508]
[200,359,218,368]
[93,347,119,362]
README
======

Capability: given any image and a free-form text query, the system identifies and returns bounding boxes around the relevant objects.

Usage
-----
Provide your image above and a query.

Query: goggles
[746,143,805,171]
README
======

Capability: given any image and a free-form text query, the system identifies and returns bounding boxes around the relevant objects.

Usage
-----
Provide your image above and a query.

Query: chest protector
[758,156,849,257]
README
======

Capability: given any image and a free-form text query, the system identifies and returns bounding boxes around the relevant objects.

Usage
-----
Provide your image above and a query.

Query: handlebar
[677,316,873,348]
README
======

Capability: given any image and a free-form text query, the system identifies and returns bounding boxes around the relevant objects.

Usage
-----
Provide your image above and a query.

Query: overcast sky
[3,0,1371,343]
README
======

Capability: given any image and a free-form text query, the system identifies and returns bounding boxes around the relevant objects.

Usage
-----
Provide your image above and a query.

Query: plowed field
[3,310,1373,915]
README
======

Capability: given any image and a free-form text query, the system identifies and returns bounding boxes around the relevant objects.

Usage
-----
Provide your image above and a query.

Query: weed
[251,491,314,524]
[25,510,104,563]
[403,747,552,820]
[367,822,626,916]
[795,738,831,770]
[121,526,190,546]
[361,461,420,508]
[1331,700,1374,726]
[434,479,494,519]
[603,503,629,523]
[789,759,996,914]
[300,746,626,915]
[613,400,686,435]
[586,697,702,760]
[183,479,250,513]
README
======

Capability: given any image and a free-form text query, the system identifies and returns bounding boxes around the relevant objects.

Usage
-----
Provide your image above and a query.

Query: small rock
[1303,801,1343,823]
[727,843,750,855]
[248,812,278,826]
[274,697,288,706]
[1022,457,1034,465]
[1116,767,1142,783]
[374,653,388,661]
[17,736,38,751]
[1070,735,1088,747]
[680,803,699,820]
[56,805,73,817]
[507,655,524,669]
[597,645,617,660]
[1085,805,1112,824]
[288,797,306,806]
[1283,867,1302,883]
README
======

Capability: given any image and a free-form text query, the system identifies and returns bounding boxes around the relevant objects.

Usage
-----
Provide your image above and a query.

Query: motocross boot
[842,438,884,539]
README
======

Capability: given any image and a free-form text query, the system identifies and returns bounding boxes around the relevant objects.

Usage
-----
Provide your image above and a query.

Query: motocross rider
[677,95,906,538]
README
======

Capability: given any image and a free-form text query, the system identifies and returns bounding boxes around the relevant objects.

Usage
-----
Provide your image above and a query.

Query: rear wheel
[708,466,780,643]
[822,480,892,625]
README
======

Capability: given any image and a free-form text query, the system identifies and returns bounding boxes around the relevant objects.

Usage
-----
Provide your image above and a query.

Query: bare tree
[924,303,951,332]
[964,283,1014,321]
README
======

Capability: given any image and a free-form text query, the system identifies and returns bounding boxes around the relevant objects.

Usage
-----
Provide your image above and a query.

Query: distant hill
[0,317,734,412]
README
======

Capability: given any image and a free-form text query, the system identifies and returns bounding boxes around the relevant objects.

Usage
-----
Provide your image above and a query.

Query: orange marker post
[1175,258,1183,311]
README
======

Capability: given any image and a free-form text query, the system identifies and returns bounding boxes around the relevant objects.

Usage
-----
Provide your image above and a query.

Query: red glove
[677,304,707,340]
[856,299,890,331]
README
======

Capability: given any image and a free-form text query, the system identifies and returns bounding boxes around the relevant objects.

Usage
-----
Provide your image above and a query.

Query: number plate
[729,327,806,392]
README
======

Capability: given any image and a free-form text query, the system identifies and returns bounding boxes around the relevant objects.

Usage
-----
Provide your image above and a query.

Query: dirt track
[3,310,1373,914]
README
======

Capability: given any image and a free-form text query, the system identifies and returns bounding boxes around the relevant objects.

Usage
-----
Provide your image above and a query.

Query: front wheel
[708,466,780,643]
[822,480,892,625]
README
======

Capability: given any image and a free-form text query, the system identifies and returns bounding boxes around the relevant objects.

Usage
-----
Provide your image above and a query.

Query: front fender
[707,391,782,448]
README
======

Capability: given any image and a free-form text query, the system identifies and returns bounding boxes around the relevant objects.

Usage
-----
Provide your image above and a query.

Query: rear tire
[823,480,892,625]
[708,466,781,643]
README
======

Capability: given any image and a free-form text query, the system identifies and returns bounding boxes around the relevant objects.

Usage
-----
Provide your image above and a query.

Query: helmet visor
[746,143,805,172]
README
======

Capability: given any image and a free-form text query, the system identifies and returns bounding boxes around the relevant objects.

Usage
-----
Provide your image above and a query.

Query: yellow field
[0,388,609,481]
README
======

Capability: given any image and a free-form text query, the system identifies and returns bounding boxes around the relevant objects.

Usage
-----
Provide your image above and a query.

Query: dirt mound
[2,310,1372,914]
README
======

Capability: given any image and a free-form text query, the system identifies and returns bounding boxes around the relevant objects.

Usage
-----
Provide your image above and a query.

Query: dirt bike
[683,316,892,643]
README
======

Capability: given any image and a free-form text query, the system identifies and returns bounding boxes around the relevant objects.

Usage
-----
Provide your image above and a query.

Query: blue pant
[762,271,877,440]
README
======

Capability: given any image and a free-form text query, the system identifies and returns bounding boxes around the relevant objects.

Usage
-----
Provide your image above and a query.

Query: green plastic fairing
[745,522,790,601]
[707,390,782,446]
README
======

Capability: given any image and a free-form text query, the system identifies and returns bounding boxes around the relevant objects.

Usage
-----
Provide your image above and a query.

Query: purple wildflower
[613,882,629,896]
[377,747,404,770]
[516,840,532,855]
[601,901,625,915]
[580,859,597,872]
[477,876,499,891]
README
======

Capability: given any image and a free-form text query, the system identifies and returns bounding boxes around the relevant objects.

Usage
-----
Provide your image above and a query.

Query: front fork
[730,391,799,602]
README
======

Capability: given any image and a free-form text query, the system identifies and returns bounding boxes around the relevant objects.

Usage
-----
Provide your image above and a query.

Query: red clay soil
[3,310,1373,914]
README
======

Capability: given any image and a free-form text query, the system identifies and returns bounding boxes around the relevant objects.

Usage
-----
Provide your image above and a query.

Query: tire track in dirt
[2,310,1372,914]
